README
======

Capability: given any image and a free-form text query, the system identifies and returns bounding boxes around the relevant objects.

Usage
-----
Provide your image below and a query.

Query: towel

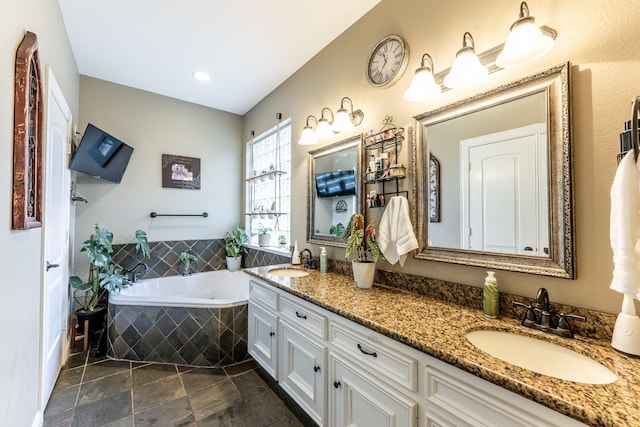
[610,151,640,300]
[378,196,419,267]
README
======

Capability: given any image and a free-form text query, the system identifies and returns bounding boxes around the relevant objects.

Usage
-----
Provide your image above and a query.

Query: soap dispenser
[320,247,327,273]
[483,271,499,318]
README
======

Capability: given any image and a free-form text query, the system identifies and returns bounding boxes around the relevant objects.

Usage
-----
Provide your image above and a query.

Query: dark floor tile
[63,352,88,369]
[87,350,109,365]
[72,390,132,427]
[101,416,134,427]
[45,384,79,417]
[83,359,130,383]
[196,399,250,427]
[53,366,84,390]
[254,365,279,389]
[131,362,178,387]
[134,396,194,427]
[179,367,226,395]
[42,407,73,427]
[77,371,131,406]
[188,378,242,421]
[232,370,270,400]
[267,415,305,427]
[271,386,318,427]
[245,388,296,427]
[224,359,258,377]
[133,373,186,413]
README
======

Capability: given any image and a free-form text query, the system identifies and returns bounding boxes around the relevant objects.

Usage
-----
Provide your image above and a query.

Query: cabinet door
[280,320,326,425]
[329,352,417,427]
[248,302,278,379]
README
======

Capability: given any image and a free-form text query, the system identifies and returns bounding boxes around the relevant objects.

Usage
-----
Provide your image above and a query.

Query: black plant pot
[75,303,107,333]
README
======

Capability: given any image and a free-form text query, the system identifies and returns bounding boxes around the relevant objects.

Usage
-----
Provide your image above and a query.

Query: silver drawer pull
[295,311,307,319]
[357,343,378,358]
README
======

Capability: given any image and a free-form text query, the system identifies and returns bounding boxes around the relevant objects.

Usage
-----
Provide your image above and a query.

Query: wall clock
[366,34,409,88]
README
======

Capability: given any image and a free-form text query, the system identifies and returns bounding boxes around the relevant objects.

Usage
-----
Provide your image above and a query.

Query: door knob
[46,261,60,271]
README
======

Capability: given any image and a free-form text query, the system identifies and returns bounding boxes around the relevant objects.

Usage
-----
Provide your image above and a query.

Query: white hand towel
[610,150,640,299]
[378,196,419,267]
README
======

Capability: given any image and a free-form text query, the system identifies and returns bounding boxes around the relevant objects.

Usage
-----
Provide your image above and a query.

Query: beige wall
[75,77,243,275]
[244,0,640,314]
[1,1,78,425]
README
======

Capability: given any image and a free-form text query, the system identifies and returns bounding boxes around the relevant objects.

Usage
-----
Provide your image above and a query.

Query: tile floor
[43,346,316,427]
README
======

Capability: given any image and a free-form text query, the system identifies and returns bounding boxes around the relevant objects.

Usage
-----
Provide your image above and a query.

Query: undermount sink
[466,330,618,384]
[268,268,310,278]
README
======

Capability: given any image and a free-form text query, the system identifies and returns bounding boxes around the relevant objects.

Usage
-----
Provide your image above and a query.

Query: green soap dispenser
[320,247,327,273]
[483,271,499,318]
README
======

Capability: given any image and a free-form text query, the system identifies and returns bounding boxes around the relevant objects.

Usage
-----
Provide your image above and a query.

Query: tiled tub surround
[112,239,290,279]
[107,270,252,367]
[108,303,250,367]
[245,265,640,427]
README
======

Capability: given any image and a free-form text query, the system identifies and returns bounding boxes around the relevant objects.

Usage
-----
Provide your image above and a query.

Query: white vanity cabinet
[246,276,587,427]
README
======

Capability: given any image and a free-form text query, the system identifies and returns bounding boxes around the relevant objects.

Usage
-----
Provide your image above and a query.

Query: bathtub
[109,270,249,308]
[107,270,251,367]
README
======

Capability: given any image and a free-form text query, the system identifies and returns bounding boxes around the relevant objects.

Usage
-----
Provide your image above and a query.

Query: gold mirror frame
[307,135,363,247]
[412,63,574,278]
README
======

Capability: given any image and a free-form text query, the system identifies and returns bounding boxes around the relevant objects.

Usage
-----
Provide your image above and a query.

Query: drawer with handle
[279,294,327,339]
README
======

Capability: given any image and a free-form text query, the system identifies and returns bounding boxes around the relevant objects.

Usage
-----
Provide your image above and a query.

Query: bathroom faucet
[299,249,316,269]
[127,262,149,283]
[512,287,586,338]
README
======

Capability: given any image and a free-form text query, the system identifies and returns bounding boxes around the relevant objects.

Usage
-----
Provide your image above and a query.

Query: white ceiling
[58,0,381,115]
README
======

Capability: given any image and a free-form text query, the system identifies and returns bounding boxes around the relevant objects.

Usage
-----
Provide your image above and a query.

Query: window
[245,118,291,250]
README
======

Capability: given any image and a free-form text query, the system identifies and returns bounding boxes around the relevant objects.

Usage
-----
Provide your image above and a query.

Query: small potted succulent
[342,213,382,288]
[225,224,249,271]
[179,251,197,275]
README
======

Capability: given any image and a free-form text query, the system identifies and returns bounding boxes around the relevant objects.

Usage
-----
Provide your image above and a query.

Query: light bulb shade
[444,49,488,89]
[298,126,319,145]
[496,20,554,68]
[332,109,355,133]
[404,67,442,102]
[316,119,334,139]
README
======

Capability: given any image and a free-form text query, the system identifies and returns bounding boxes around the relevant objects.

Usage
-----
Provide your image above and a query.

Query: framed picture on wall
[162,154,201,190]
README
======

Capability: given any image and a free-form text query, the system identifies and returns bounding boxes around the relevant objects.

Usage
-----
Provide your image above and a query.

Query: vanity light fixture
[496,2,555,68]
[444,32,488,89]
[192,71,211,81]
[404,53,442,102]
[298,115,320,145]
[332,97,364,133]
[316,107,335,140]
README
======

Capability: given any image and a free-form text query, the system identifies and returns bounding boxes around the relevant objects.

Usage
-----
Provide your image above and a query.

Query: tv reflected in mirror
[315,170,356,198]
[70,123,133,183]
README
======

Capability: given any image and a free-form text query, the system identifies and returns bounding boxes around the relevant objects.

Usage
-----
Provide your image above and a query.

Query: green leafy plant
[278,235,287,248]
[69,224,150,311]
[257,223,272,235]
[179,251,197,275]
[330,222,345,237]
[341,213,382,262]
[225,224,249,259]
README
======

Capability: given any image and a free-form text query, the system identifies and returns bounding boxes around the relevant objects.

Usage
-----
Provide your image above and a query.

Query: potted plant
[69,224,150,331]
[225,224,249,271]
[257,223,272,247]
[342,213,382,288]
[179,251,197,275]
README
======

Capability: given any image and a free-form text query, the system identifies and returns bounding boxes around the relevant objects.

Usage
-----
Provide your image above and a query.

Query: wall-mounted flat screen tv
[315,170,356,198]
[70,123,134,183]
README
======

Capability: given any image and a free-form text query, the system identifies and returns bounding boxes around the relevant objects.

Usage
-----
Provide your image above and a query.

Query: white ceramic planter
[258,234,271,247]
[226,256,242,272]
[352,260,376,289]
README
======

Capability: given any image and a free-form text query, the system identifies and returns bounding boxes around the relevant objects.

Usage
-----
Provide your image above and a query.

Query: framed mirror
[412,63,574,278]
[307,135,363,247]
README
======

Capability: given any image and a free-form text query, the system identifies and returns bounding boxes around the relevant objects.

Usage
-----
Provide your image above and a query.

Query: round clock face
[366,35,409,88]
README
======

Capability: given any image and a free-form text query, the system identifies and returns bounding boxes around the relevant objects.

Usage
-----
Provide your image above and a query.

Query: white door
[40,66,71,410]
[461,124,548,255]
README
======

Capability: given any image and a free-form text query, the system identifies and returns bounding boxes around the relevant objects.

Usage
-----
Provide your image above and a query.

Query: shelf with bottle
[364,127,405,150]
[364,164,406,184]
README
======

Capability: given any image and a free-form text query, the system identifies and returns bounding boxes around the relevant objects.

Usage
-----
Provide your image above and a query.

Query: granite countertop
[244,265,640,427]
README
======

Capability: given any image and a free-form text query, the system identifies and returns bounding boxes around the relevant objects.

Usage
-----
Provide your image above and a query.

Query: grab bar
[150,212,208,218]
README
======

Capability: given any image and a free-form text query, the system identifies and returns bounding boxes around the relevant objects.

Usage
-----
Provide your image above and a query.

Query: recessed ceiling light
[192,71,210,81]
